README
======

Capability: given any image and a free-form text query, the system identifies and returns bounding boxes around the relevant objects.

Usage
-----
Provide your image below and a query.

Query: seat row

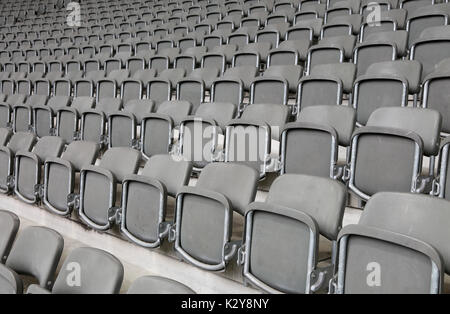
[0,211,195,294]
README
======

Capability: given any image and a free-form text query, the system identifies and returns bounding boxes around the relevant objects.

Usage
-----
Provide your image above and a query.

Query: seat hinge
[414,175,434,194]
[431,178,440,196]
[340,164,351,182]
[34,183,44,200]
[333,164,347,181]
[100,134,109,146]
[158,221,172,240]
[73,131,81,141]
[168,223,177,243]
[67,193,80,211]
[237,244,246,266]
[107,206,122,225]
[328,274,338,294]
[6,175,14,190]
[131,138,141,150]
[49,127,57,136]
[223,240,240,263]
[309,265,334,293]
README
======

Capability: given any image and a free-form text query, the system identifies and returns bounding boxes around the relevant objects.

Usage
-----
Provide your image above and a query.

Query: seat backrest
[99,147,141,181]
[52,247,123,294]
[47,96,70,111]
[241,103,289,141]
[157,100,192,126]
[360,192,450,275]
[71,97,95,113]
[0,210,19,264]
[297,105,356,146]
[141,154,192,197]
[367,107,441,156]
[196,162,259,214]
[32,136,65,161]
[96,97,123,115]
[211,78,244,106]
[195,102,237,129]
[5,226,63,288]
[7,132,36,154]
[0,128,11,146]
[250,77,288,105]
[62,141,99,171]
[353,74,408,125]
[267,174,347,240]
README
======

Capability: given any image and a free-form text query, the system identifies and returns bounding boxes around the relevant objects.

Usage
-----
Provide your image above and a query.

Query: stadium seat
[173,162,258,271]
[42,141,99,216]
[0,226,63,294]
[239,174,346,293]
[27,247,123,294]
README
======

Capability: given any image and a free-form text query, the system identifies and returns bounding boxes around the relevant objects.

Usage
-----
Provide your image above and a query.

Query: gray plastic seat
[352,73,409,126]
[0,226,63,294]
[0,210,19,264]
[78,147,141,230]
[0,128,11,146]
[240,174,346,293]
[355,31,407,76]
[297,74,343,112]
[263,65,303,94]
[406,4,450,47]
[250,77,289,106]
[127,276,195,294]
[0,132,36,193]
[239,42,272,61]
[43,141,99,216]
[310,63,356,94]
[80,98,122,146]
[433,136,450,200]
[27,247,123,294]
[156,100,193,126]
[108,69,129,86]
[281,105,356,178]
[159,68,186,89]
[422,63,450,134]
[122,99,155,124]
[366,60,422,95]
[306,35,356,74]
[222,66,258,90]
[56,97,95,144]
[117,154,192,248]
[225,104,289,178]
[211,78,244,107]
[96,79,117,102]
[147,79,172,108]
[348,107,442,200]
[176,79,205,112]
[322,14,362,37]
[335,192,450,294]
[277,40,311,63]
[33,96,70,138]
[179,102,236,170]
[138,100,191,159]
[13,95,47,133]
[132,69,157,85]
[120,79,144,104]
[410,26,450,81]
[173,162,259,271]
[14,136,65,204]
[187,67,220,89]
